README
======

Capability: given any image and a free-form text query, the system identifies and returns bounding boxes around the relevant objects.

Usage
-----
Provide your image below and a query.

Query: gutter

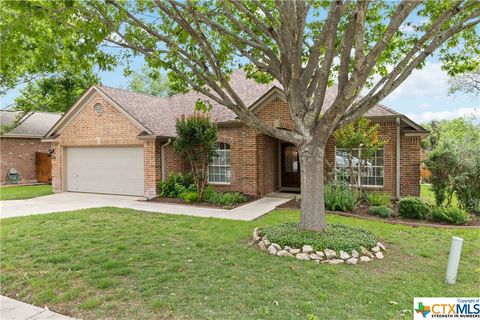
[396,117,401,200]
[161,138,172,181]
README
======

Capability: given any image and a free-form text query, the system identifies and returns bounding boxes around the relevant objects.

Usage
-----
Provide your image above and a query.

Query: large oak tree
[1,0,479,231]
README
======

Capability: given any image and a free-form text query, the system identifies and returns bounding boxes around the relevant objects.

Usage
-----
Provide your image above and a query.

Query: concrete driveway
[0,192,288,221]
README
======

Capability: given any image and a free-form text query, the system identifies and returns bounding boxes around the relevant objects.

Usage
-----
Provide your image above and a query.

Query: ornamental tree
[1,0,479,231]
[174,114,218,199]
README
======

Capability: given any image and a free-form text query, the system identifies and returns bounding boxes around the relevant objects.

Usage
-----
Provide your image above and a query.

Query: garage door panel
[67,147,144,196]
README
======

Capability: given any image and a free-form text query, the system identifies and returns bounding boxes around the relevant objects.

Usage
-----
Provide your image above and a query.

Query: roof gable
[44,86,152,138]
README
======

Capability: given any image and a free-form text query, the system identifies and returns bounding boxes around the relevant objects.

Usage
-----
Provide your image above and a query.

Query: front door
[281,143,300,188]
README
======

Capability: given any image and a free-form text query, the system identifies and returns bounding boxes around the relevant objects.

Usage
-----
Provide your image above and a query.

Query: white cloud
[386,62,448,101]
[407,107,479,123]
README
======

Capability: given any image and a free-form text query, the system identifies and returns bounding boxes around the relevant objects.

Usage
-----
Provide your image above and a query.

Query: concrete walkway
[0,296,73,320]
[0,192,289,221]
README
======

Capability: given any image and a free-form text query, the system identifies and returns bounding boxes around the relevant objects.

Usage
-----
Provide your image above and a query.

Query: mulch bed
[145,195,258,210]
[276,199,480,228]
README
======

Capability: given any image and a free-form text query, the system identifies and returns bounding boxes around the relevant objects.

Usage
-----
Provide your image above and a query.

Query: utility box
[7,168,19,184]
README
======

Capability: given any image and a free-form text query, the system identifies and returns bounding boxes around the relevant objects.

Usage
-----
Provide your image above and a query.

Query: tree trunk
[298,142,327,232]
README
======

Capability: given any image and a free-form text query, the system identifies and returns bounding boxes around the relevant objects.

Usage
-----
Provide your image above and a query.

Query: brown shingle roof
[97,70,401,137]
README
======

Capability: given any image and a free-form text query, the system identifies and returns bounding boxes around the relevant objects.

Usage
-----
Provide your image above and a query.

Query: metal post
[445,236,464,284]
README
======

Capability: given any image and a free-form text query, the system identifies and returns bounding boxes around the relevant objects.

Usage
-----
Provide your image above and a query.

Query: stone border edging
[253,227,386,265]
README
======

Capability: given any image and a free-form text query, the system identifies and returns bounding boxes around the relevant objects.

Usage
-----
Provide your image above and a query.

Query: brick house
[1,110,62,184]
[44,70,427,198]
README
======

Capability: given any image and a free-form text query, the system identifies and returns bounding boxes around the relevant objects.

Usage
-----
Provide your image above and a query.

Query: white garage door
[67,147,144,196]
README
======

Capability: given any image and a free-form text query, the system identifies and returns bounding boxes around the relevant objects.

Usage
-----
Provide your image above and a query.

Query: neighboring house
[43,70,427,198]
[1,110,62,184]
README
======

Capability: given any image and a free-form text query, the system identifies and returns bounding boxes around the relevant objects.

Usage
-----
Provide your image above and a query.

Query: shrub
[429,206,472,225]
[259,223,378,252]
[157,173,196,198]
[181,191,199,204]
[324,182,358,212]
[368,205,393,218]
[202,186,216,201]
[398,197,430,219]
[366,193,390,206]
[206,191,247,207]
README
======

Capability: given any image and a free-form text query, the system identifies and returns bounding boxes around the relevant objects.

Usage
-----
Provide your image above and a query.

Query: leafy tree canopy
[421,117,480,151]
[127,66,176,97]
[449,68,480,96]
[12,71,99,114]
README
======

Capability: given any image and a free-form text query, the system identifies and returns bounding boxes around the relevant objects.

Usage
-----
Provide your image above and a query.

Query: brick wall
[162,98,422,197]
[0,137,51,184]
[51,92,160,195]
[400,135,421,196]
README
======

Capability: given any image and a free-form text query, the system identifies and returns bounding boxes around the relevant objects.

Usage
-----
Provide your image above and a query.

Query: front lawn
[1,208,478,319]
[0,184,52,200]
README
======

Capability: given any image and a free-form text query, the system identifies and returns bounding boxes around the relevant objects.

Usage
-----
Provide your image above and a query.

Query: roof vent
[94,103,104,114]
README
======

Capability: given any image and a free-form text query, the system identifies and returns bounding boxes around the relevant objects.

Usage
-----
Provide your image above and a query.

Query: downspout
[396,117,401,200]
[161,138,172,181]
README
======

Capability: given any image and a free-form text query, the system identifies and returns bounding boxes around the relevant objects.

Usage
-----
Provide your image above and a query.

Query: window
[208,142,231,183]
[335,148,384,187]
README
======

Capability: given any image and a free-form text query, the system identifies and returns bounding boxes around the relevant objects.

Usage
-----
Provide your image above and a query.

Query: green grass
[1,208,479,319]
[421,184,459,207]
[0,184,52,200]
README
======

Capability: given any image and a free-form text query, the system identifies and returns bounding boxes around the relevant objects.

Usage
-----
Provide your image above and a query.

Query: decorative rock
[351,249,359,258]
[309,253,322,260]
[302,245,314,253]
[284,245,292,251]
[339,250,350,260]
[359,256,373,262]
[253,228,261,241]
[315,251,325,259]
[377,242,386,251]
[289,248,301,254]
[277,250,293,257]
[296,253,310,260]
[258,241,267,251]
[324,249,337,259]
[267,245,277,255]
[375,251,384,260]
[360,246,374,258]
[263,239,271,247]
[346,257,358,265]
[371,246,380,253]
[325,259,344,265]
[272,243,281,250]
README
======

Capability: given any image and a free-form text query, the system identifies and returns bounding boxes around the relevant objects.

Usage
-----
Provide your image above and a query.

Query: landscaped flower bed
[253,223,386,265]
[276,184,479,226]
[152,172,252,209]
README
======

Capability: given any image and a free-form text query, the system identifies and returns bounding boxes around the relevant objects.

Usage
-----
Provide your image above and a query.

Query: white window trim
[334,146,385,188]
[207,143,231,185]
